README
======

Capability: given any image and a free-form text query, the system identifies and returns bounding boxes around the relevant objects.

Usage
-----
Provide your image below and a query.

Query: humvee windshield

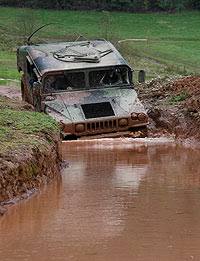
[44,71,85,93]
[44,66,130,93]
[89,67,130,88]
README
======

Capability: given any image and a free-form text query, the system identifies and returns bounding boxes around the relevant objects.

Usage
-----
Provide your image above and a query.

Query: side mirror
[138,70,146,83]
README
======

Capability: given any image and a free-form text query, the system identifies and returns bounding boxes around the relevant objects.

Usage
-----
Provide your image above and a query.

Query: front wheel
[21,80,25,101]
[21,75,28,102]
[130,126,148,138]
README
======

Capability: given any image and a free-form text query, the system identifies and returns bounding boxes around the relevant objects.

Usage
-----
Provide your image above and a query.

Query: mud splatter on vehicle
[17,27,148,139]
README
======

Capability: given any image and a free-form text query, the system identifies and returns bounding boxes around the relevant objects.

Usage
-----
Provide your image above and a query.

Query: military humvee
[17,33,148,139]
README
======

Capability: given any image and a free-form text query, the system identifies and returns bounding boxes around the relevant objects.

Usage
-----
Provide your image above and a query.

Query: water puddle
[1,138,200,260]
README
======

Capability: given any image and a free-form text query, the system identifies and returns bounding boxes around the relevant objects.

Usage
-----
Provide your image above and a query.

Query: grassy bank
[0,95,62,204]
[0,96,60,154]
[0,7,200,85]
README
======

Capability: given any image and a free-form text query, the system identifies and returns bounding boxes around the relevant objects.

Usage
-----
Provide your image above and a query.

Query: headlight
[118,118,128,127]
[138,113,147,121]
[131,112,138,120]
[75,123,85,133]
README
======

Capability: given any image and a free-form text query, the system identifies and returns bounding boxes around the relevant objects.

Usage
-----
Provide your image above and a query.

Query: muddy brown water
[1,138,200,261]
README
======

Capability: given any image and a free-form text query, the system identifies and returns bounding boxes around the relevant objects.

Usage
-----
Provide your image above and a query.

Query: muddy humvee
[17,37,148,139]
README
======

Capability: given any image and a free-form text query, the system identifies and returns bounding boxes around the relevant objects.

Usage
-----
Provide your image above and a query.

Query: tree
[0,0,200,11]
[110,0,132,11]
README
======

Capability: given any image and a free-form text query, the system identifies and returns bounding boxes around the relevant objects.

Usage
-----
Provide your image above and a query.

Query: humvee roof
[18,40,131,78]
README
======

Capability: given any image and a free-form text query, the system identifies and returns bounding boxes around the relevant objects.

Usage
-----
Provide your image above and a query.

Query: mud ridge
[0,133,62,205]
[136,75,200,147]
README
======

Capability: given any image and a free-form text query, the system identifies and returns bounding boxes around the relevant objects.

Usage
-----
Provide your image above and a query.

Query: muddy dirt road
[1,140,200,260]
[0,85,22,100]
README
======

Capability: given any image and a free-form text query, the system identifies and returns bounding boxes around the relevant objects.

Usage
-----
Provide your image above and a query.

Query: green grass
[0,7,200,84]
[1,7,200,40]
[0,80,20,87]
[133,41,200,68]
[165,92,190,104]
[118,40,200,78]
[0,110,58,135]
[0,34,22,85]
[0,96,60,153]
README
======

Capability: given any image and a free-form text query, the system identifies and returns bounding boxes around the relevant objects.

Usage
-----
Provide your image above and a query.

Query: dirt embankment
[0,129,62,203]
[0,91,62,215]
[136,75,200,146]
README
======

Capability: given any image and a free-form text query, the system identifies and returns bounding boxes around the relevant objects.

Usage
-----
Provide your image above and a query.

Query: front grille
[86,119,118,132]
[81,102,115,119]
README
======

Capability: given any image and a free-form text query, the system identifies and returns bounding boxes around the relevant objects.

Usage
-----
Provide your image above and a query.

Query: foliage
[0,0,199,12]
[195,0,200,9]
[166,92,189,104]
[171,92,189,102]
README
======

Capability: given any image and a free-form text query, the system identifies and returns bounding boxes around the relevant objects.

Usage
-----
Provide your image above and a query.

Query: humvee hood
[18,40,131,76]
[44,87,146,123]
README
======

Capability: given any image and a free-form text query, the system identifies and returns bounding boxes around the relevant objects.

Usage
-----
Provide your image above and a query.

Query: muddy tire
[21,80,25,101]
[130,126,148,138]
[21,75,28,102]
[139,126,148,137]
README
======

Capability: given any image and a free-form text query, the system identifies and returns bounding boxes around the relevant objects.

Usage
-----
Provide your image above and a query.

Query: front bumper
[63,116,148,138]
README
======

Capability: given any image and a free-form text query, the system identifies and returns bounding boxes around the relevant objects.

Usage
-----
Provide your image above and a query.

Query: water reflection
[1,139,200,261]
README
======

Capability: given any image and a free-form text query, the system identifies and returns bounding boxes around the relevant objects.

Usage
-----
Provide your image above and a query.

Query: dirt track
[0,85,22,100]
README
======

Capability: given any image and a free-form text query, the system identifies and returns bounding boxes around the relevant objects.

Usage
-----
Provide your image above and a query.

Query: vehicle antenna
[27,22,88,45]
